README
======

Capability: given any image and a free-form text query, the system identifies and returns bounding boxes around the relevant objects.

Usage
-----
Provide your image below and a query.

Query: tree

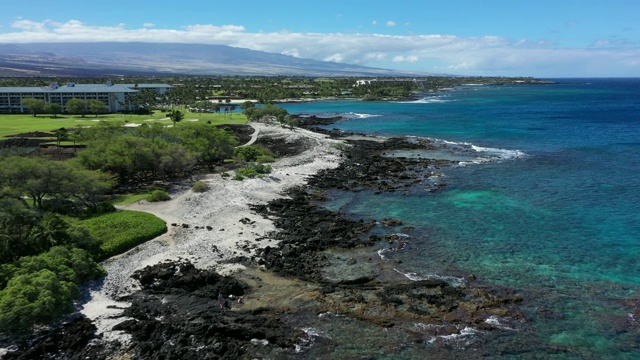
[0,196,39,263]
[0,156,112,210]
[21,98,45,117]
[240,101,255,111]
[243,103,288,122]
[44,103,62,118]
[191,100,212,113]
[65,98,89,117]
[168,110,184,128]
[54,127,68,147]
[281,115,298,130]
[177,123,237,170]
[89,99,109,117]
[65,166,114,210]
[29,214,70,249]
[234,145,264,162]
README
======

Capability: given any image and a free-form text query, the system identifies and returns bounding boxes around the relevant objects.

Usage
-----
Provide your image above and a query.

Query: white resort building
[0,81,173,114]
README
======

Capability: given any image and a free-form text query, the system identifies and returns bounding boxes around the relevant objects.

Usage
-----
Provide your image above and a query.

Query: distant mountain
[0,42,433,77]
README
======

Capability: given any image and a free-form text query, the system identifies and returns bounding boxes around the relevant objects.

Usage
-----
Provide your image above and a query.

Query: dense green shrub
[191,180,210,193]
[147,190,170,202]
[234,145,275,162]
[82,201,116,218]
[0,246,104,334]
[41,199,80,216]
[256,155,276,163]
[80,211,167,259]
[0,269,75,333]
[233,163,272,180]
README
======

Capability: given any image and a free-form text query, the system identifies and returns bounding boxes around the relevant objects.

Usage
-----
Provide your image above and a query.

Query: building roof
[120,84,173,89]
[0,82,173,94]
[0,83,138,94]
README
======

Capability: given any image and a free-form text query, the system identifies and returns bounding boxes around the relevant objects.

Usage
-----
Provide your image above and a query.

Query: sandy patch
[79,122,346,342]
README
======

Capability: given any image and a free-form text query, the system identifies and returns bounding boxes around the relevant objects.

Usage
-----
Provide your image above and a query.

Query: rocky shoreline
[3,119,528,359]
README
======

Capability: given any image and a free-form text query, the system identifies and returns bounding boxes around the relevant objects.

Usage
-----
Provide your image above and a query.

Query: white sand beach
[79,122,346,343]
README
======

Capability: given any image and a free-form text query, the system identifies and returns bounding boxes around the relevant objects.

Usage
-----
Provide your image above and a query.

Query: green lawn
[0,108,247,138]
[110,193,151,205]
[79,210,167,259]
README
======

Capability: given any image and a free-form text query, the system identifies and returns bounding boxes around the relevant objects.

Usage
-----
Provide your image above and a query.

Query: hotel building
[0,81,173,114]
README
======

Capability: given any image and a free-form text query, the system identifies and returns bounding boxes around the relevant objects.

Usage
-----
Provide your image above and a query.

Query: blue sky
[0,0,639,77]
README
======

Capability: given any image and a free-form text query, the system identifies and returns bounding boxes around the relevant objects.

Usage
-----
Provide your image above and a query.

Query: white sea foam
[428,326,481,346]
[318,312,347,318]
[343,112,382,119]
[295,327,329,353]
[393,232,411,238]
[397,97,452,104]
[414,322,448,331]
[412,137,527,165]
[484,315,515,331]
[393,269,466,287]
[470,145,526,160]
[251,338,269,346]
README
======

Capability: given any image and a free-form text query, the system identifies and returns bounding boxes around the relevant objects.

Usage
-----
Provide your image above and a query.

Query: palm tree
[30,213,70,250]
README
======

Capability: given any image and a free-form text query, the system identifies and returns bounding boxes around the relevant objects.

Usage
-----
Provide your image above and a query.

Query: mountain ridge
[0,42,435,77]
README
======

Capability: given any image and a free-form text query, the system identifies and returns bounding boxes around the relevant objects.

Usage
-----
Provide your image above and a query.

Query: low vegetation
[0,246,105,334]
[234,144,275,163]
[191,180,210,193]
[233,163,272,180]
[80,211,167,259]
[146,190,171,202]
[0,106,244,335]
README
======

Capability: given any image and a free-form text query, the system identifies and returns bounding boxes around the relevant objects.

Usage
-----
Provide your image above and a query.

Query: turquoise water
[282,79,640,358]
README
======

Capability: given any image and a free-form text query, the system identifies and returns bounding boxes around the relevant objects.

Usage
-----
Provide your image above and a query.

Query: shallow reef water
[282,78,640,358]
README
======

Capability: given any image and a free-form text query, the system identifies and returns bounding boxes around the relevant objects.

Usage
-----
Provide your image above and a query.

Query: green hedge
[80,211,167,259]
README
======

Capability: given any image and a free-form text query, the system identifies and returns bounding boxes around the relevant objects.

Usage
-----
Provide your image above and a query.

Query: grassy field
[110,193,151,205]
[0,107,247,138]
[79,210,167,259]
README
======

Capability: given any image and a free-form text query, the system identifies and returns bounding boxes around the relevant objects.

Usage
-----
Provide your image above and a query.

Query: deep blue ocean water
[281,79,640,359]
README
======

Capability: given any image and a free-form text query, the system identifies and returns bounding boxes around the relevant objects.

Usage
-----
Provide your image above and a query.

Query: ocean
[281,78,640,359]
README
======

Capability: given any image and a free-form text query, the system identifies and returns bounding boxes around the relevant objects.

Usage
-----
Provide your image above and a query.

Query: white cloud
[11,19,48,31]
[387,21,396,27]
[143,23,156,28]
[372,20,377,25]
[281,48,300,57]
[393,55,419,62]
[1,18,639,76]
[324,53,345,62]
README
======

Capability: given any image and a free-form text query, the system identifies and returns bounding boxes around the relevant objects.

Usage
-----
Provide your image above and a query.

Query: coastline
[78,122,346,344]
[6,119,526,359]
